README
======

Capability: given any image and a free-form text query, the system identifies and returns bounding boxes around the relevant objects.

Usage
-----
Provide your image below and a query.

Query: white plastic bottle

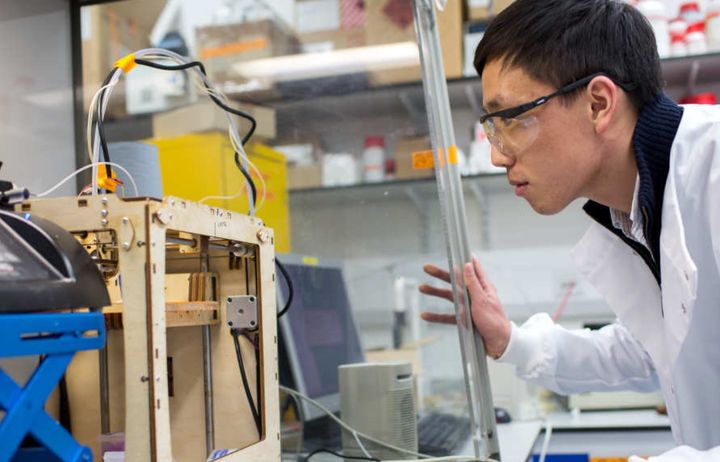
[686,28,708,54]
[679,1,704,28]
[637,0,671,58]
[706,0,720,51]
[669,18,689,57]
[362,136,386,183]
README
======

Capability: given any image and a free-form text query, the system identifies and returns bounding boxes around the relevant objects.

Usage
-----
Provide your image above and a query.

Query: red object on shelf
[679,92,718,104]
[364,136,385,148]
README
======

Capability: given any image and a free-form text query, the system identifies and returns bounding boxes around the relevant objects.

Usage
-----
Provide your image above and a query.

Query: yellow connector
[114,53,136,74]
[97,167,123,193]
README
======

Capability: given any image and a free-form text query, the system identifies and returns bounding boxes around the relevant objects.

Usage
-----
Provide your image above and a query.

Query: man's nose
[490,145,514,168]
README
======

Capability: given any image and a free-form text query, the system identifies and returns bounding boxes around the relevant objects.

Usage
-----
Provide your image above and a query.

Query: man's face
[481,59,602,215]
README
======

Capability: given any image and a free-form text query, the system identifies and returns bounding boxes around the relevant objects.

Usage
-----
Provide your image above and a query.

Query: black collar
[583,94,684,285]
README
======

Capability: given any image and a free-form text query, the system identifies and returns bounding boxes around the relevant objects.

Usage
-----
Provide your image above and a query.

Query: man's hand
[418,256,512,359]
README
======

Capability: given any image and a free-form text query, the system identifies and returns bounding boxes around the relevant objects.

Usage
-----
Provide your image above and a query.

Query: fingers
[418,283,454,302]
[423,264,451,283]
[464,260,486,301]
[471,255,491,292]
[420,312,456,325]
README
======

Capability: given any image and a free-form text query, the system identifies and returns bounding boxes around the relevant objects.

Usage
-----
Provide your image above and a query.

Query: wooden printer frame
[20,195,280,462]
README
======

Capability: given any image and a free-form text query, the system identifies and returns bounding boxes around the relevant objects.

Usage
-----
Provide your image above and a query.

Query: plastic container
[680,1,704,26]
[706,0,720,50]
[637,0,671,57]
[679,92,718,104]
[669,18,689,56]
[686,29,708,54]
[322,153,358,186]
[362,136,386,183]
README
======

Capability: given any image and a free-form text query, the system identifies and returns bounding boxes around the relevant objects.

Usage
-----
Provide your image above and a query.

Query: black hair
[474,0,662,110]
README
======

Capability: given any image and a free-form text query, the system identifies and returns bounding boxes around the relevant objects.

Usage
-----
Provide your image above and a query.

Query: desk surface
[457,420,544,462]
[281,410,669,461]
[547,409,671,430]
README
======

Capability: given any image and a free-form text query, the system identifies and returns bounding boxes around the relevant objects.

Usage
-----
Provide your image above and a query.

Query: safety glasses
[479,72,634,156]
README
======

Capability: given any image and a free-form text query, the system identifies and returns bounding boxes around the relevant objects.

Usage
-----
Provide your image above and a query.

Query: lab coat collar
[631,93,684,265]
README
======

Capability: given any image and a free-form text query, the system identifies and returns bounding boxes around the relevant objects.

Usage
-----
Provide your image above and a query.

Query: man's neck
[586,110,639,213]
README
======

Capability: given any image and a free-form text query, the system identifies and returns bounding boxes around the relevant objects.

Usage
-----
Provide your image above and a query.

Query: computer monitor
[277,255,365,422]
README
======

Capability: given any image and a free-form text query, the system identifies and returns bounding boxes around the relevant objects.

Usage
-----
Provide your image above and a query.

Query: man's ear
[586,75,618,134]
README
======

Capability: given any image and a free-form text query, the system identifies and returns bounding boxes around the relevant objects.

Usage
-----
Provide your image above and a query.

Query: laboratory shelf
[229,51,720,112]
[288,172,507,208]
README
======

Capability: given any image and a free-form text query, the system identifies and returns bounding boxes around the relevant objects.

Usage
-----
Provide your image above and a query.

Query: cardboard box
[366,0,463,86]
[394,136,434,180]
[196,20,299,84]
[152,101,276,141]
[493,0,515,14]
[287,164,323,190]
[82,5,152,118]
[468,6,492,21]
[340,0,366,28]
[299,27,366,53]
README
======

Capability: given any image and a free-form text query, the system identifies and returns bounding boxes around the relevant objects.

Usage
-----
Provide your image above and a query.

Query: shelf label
[412,145,459,170]
[412,150,435,170]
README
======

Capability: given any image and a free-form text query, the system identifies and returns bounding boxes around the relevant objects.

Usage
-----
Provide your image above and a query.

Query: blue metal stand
[0,312,106,462]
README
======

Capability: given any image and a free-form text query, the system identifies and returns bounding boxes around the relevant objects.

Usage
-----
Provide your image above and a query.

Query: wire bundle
[85,48,266,214]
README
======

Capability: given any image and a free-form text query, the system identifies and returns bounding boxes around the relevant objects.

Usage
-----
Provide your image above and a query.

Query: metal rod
[200,237,215,455]
[166,236,255,256]
[412,0,500,459]
[99,345,110,434]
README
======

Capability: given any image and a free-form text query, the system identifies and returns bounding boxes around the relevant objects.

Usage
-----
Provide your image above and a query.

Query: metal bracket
[226,295,258,330]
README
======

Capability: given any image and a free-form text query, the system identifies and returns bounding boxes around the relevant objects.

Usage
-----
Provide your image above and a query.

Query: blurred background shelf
[289,172,507,208]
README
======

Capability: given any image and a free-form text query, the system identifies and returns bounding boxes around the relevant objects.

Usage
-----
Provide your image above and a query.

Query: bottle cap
[680,2,700,14]
[364,136,385,148]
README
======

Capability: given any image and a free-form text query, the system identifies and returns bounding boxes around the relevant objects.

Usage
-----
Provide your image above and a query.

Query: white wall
[0,0,76,196]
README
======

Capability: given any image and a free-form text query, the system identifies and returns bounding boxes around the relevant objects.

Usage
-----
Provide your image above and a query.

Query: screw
[238,309,244,314]
[140,376,149,382]
[250,321,256,326]
[101,209,109,218]
[101,197,108,205]
[257,229,271,243]
[101,219,108,227]
[122,241,131,250]
[228,321,234,327]
[122,216,129,224]
[227,297,233,303]
[249,296,256,303]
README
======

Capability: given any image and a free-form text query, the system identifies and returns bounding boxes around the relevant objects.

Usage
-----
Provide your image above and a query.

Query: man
[419,1,720,460]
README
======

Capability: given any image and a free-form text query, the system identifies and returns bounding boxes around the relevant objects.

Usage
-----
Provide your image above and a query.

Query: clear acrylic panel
[74,0,505,460]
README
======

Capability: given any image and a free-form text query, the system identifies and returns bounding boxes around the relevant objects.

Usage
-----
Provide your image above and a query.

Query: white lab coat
[498,104,720,461]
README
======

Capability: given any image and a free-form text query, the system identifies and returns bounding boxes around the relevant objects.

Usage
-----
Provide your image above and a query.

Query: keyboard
[417,412,472,456]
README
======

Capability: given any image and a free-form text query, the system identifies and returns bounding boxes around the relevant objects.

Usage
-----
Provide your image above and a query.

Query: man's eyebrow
[482,97,506,113]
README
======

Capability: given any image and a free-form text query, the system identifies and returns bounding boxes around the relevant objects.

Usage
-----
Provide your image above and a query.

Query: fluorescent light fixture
[232,41,420,82]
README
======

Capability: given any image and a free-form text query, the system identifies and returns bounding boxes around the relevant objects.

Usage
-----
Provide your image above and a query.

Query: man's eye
[499,117,516,128]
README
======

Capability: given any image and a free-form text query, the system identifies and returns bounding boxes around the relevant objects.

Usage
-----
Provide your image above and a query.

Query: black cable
[232,329,261,434]
[303,448,379,462]
[254,337,261,435]
[93,58,258,199]
[59,375,72,433]
[234,152,257,207]
[95,68,118,181]
[276,258,294,318]
[134,58,257,144]
[135,58,208,74]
